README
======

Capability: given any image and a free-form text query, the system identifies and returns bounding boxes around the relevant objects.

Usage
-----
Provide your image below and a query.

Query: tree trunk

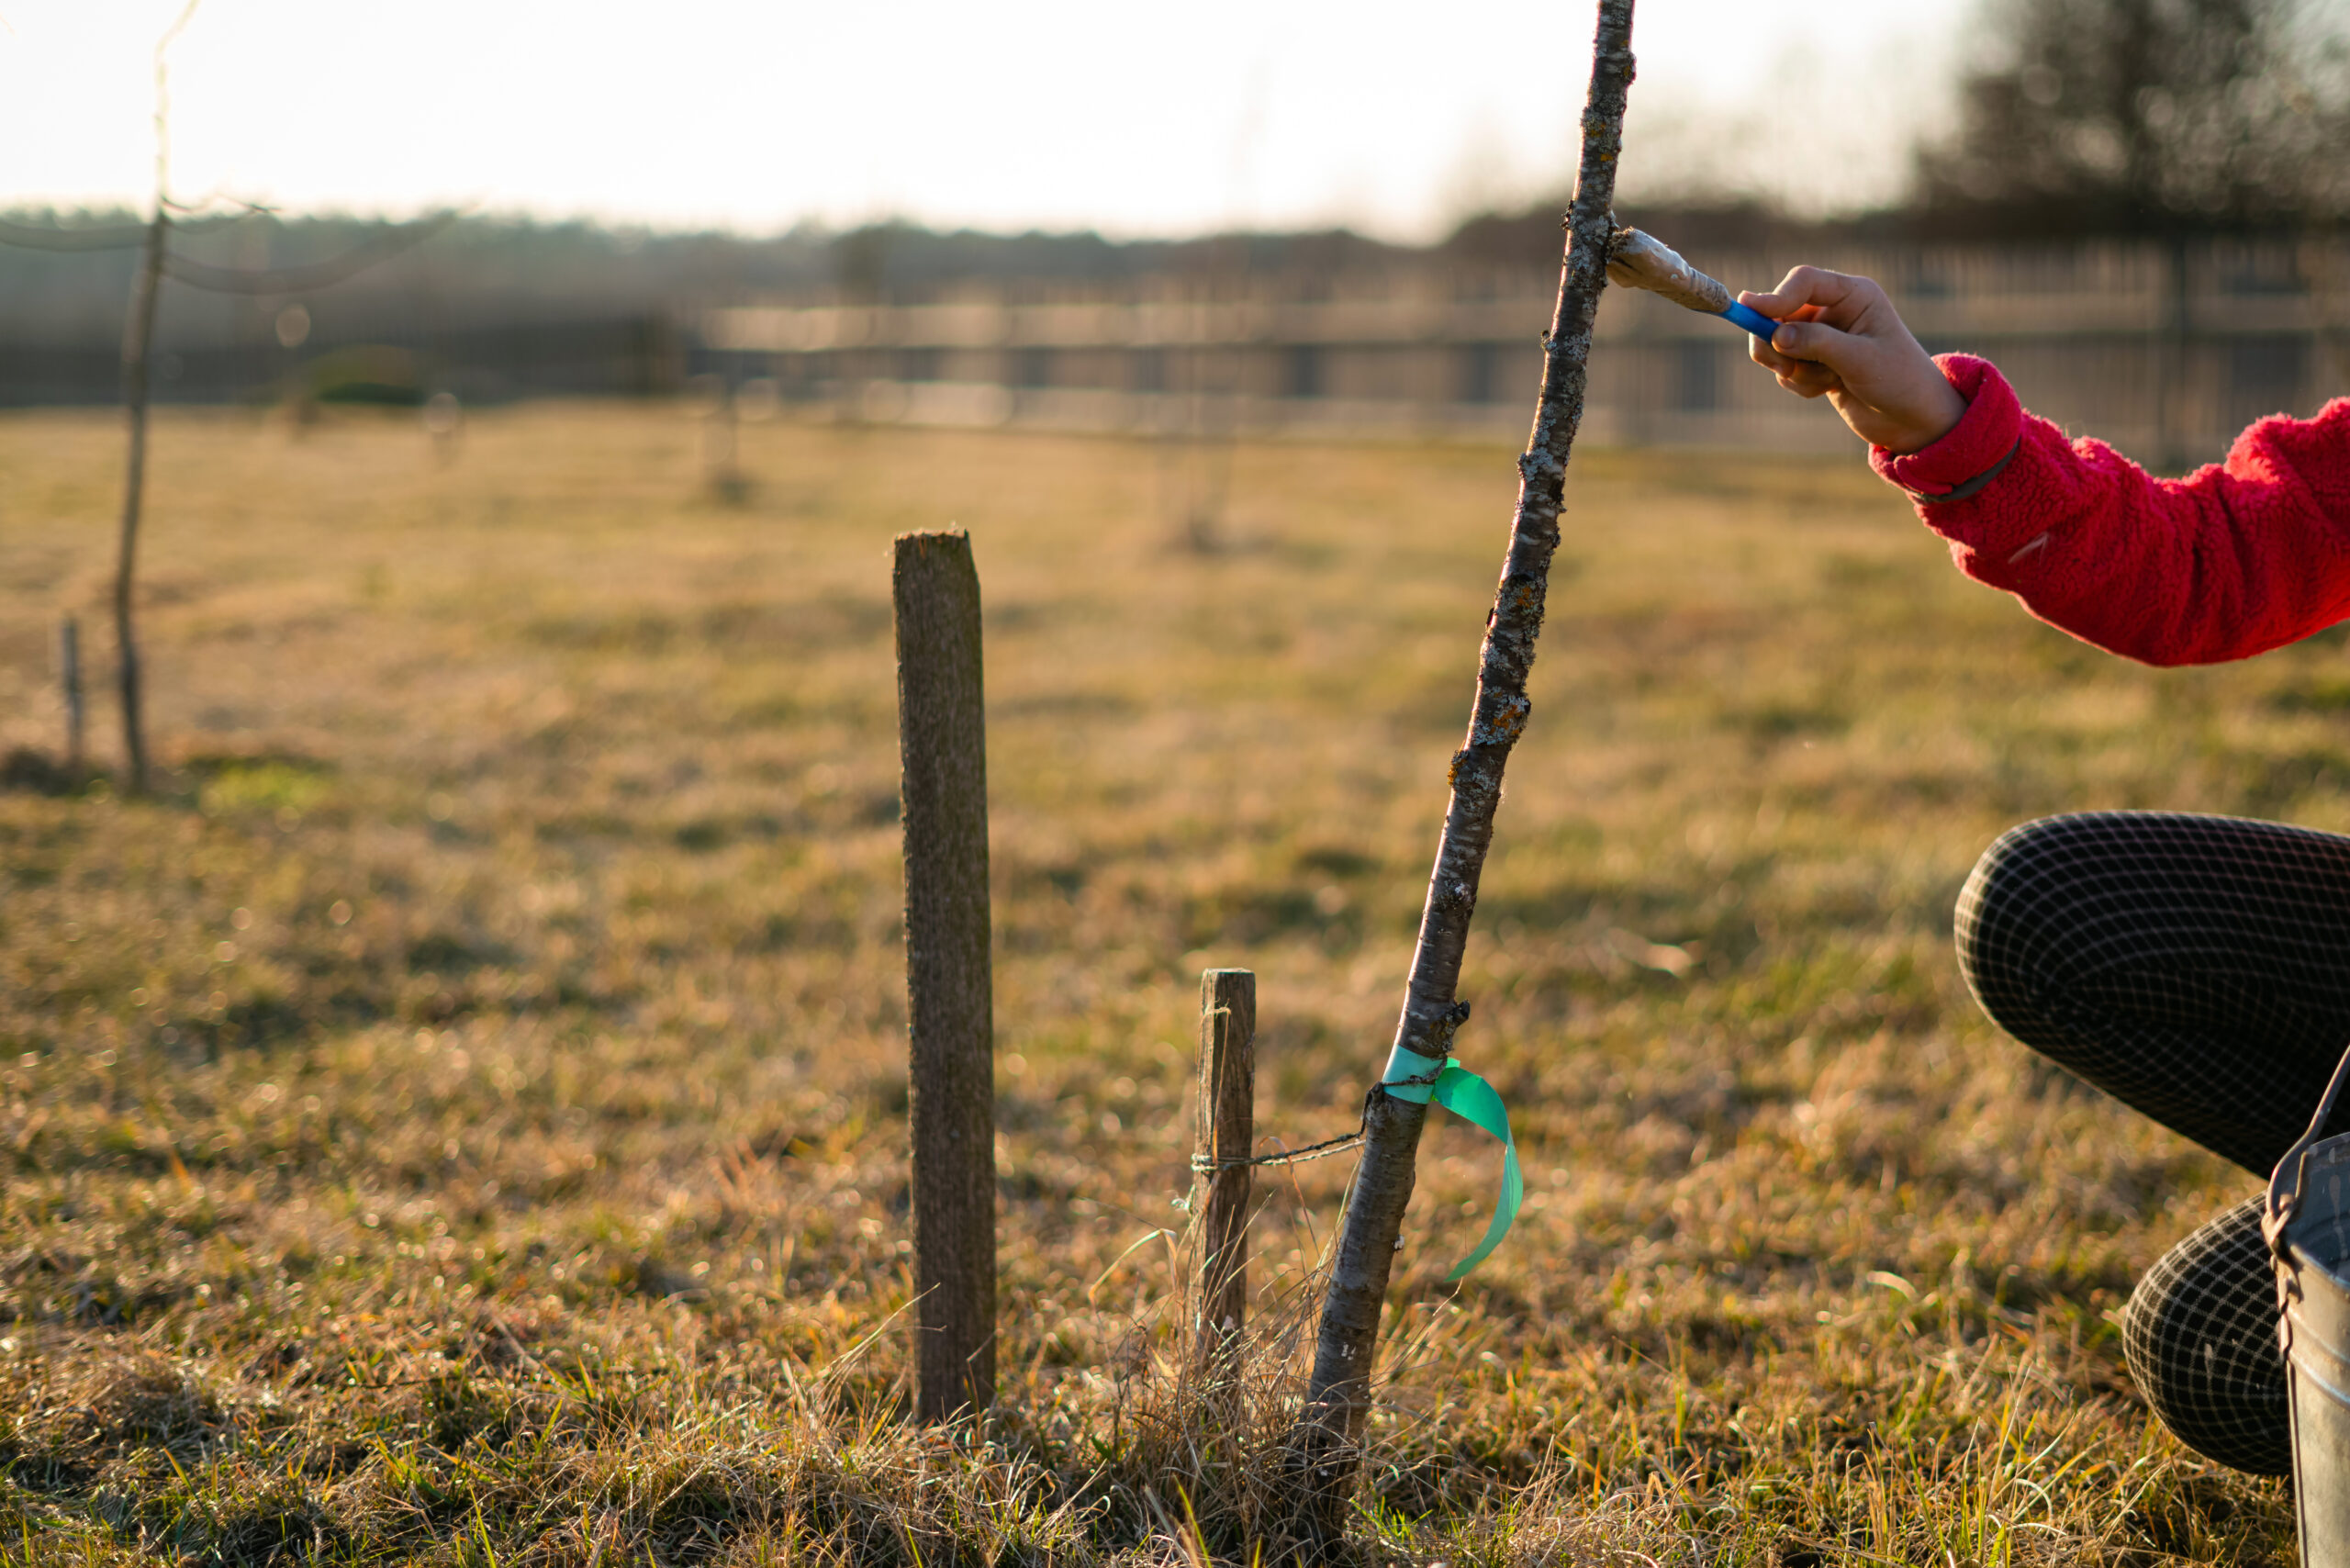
[1284,0,1636,1542]
[893,529,998,1424]
[116,207,167,796]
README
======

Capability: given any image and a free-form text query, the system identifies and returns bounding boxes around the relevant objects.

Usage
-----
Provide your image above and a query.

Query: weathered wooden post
[1282,0,1635,1542]
[59,618,84,773]
[893,529,997,1423]
[1193,968,1256,1358]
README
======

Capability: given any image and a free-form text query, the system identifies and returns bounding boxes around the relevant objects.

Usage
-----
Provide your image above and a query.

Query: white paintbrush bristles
[1605,225,1734,316]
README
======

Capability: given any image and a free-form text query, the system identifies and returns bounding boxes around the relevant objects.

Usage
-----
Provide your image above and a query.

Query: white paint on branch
[1605,225,1737,315]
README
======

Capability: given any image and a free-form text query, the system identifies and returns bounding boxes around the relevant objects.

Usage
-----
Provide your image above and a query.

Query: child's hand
[1741,267,1967,454]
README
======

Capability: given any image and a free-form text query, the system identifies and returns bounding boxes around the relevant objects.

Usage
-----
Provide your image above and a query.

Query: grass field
[1,401,2343,1563]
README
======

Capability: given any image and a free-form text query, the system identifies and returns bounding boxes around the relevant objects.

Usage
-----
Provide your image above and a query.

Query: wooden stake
[1285,0,1635,1535]
[60,618,85,773]
[1194,968,1256,1356]
[894,529,997,1424]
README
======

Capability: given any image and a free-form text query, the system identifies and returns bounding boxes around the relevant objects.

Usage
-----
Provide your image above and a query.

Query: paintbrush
[1606,223,1783,339]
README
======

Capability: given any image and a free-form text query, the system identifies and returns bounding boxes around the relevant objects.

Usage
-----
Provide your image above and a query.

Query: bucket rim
[2268,1040,2350,1270]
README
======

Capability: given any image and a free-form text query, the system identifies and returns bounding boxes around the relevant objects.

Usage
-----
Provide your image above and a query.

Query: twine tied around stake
[1186,1001,1524,1281]
[1188,1127,1365,1173]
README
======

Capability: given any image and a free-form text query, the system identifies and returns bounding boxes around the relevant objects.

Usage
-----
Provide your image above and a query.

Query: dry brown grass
[0,401,2341,1562]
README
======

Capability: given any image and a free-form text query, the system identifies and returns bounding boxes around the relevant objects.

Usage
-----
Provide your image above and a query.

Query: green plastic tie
[1380,1045,1524,1281]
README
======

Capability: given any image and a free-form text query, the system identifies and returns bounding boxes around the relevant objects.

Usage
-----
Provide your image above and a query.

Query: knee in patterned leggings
[1951,820,2295,1473]
[1950,815,2089,1044]
[2123,1195,2290,1475]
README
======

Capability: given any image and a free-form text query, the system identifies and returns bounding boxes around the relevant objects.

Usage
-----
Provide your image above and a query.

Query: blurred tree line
[1456,0,2350,262]
[0,211,1420,344]
[1916,0,2350,236]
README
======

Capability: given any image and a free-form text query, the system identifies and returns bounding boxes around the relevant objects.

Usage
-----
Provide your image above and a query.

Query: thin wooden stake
[894,528,997,1424]
[1194,968,1256,1356]
[59,618,85,773]
[1284,0,1635,1539]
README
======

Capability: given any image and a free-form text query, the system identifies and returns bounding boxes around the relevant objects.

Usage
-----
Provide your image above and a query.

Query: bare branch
[153,0,203,202]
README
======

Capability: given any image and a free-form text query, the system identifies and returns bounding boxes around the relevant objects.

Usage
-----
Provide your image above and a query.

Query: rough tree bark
[1285,0,1635,1540]
[115,206,167,796]
[893,530,998,1423]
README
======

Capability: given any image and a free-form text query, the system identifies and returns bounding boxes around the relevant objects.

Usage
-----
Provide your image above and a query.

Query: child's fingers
[1748,306,1830,371]
[1764,319,1892,393]
[1766,319,1854,362]
[1740,266,1868,320]
[1750,303,1822,364]
[1754,328,1834,389]
[1753,330,1843,392]
[1752,320,1845,372]
[1776,362,1841,398]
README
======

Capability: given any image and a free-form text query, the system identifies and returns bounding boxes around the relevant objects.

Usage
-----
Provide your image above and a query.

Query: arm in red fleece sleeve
[1874,355,2350,666]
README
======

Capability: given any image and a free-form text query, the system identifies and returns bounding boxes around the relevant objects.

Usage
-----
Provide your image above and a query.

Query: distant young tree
[0,1,450,794]
[1915,0,2350,234]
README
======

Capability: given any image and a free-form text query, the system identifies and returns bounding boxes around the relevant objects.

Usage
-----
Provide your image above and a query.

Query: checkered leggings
[1956,811,2350,1476]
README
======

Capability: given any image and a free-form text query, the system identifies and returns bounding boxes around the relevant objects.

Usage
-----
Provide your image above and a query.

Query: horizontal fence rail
[701,236,2350,465]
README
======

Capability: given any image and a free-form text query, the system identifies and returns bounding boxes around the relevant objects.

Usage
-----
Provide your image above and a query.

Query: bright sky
[0,0,1975,241]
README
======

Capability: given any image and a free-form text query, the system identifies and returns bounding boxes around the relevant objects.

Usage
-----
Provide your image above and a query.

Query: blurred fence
[700,235,2350,466]
[8,233,2344,466]
[0,313,681,409]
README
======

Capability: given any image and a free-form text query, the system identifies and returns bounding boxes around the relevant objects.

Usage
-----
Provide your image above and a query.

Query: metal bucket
[2266,1047,2350,1564]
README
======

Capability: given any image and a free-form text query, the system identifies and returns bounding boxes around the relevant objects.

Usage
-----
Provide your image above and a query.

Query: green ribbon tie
[1381,1045,1524,1281]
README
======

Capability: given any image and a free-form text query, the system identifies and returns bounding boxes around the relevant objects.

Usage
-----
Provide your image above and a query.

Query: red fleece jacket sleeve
[1870,354,2350,666]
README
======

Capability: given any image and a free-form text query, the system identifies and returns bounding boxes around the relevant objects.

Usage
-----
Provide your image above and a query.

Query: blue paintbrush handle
[1719,300,1780,339]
